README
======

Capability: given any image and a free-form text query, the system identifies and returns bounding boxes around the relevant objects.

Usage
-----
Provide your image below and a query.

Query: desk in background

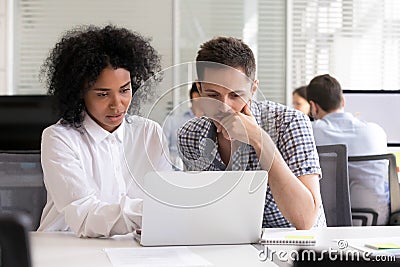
[262,226,400,266]
[388,146,400,174]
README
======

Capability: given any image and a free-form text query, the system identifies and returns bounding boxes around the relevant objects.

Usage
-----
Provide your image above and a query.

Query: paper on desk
[346,237,400,256]
[104,247,212,267]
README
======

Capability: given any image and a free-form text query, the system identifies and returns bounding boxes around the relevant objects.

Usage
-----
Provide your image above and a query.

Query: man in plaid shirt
[177,37,326,228]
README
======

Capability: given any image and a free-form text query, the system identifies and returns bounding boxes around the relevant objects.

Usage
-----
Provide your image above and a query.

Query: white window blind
[178,0,244,62]
[0,0,7,94]
[290,0,400,90]
[258,1,286,103]
[177,0,287,104]
[13,0,173,95]
[176,0,245,104]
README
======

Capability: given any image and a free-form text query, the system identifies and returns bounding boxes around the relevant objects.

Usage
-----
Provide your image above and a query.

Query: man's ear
[251,80,259,96]
[341,95,345,108]
[309,100,318,119]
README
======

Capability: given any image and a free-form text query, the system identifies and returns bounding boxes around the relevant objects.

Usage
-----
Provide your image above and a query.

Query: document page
[104,246,212,267]
[346,237,400,256]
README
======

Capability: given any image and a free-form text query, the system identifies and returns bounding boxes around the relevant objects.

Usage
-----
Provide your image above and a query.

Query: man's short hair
[306,74,342,112]
[196,37,256,80]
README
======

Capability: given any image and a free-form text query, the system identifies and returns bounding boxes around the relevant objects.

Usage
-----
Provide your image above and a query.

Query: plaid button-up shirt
[177,100,326,228]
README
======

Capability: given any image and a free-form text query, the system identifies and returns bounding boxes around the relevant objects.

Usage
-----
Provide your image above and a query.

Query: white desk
[30,227,400,267]
[29,232,271,267]
[262,226,400,266]
[264,225,400,246]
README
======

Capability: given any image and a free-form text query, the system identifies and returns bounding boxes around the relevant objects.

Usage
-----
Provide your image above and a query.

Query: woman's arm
[41,126,142,237]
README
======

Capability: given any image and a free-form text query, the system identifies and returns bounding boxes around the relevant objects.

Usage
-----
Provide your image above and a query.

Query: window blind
[176,0,245,104]
[290,0,400,91]
[258,1,286,103]
[177,0,287,104]
[14,1,399,101]
[0,0,7,94]
[14,0,173,95]
[178,0,244,62]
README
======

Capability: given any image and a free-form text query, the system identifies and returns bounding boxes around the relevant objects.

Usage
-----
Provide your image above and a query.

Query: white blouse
[38,114,172,237]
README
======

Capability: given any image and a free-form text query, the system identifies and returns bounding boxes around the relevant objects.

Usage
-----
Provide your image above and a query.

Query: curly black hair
[40,24,161,128]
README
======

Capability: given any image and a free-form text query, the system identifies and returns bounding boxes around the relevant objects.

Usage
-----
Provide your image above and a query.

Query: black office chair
[351,207,379,226]
[317,144,352,226]
[0,151,46,230]
[348,153,400,226]
[0,213,31,267]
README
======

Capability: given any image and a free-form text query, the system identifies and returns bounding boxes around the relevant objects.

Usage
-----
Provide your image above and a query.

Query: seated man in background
[306,74,389,225]
[163,83,203,169]
[177,36,326,229]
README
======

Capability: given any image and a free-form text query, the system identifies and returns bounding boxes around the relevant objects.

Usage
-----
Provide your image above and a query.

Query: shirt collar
[322,111,351,121]
[185,109,195,117]
[82,113,124,144]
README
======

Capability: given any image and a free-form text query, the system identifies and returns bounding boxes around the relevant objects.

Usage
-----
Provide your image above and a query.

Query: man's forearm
[253,130,320,229]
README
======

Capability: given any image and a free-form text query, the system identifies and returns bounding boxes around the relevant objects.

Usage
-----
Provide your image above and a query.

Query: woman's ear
[196,82,202,93]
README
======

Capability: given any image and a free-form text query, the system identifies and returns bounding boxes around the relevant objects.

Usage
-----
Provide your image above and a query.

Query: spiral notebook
[260,236,316,246]
[260,230,316,246]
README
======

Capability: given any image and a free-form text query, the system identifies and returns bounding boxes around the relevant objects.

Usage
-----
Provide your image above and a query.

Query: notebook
[260,234,316,246]
[136,170,268,246]
[346,237,400,257]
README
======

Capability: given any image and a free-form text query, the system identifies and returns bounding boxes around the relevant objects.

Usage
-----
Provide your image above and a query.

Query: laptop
[135,170,268,246]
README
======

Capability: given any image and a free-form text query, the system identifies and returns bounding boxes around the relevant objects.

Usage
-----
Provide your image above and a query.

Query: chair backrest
[348,153,400,225]
[316,144,352,226]
[0,213,31,267]
[0,151,46,230]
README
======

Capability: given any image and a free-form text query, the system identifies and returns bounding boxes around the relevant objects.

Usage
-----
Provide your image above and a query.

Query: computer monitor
[342,90,400,146]
[0,95,59,150]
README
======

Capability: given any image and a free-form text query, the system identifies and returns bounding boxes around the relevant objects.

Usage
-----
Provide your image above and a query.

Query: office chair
[348,153,400,226]
[316,144,352,226]
[351,208,378,226]
[0,213,31,267]
[0,151,46,230]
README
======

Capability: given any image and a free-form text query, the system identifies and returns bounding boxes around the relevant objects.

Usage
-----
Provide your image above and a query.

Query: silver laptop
[136,170,268,246]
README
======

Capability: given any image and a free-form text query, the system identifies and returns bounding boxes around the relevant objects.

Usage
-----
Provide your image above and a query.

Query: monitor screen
[0,95,59,150]
[342,90,400,146]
